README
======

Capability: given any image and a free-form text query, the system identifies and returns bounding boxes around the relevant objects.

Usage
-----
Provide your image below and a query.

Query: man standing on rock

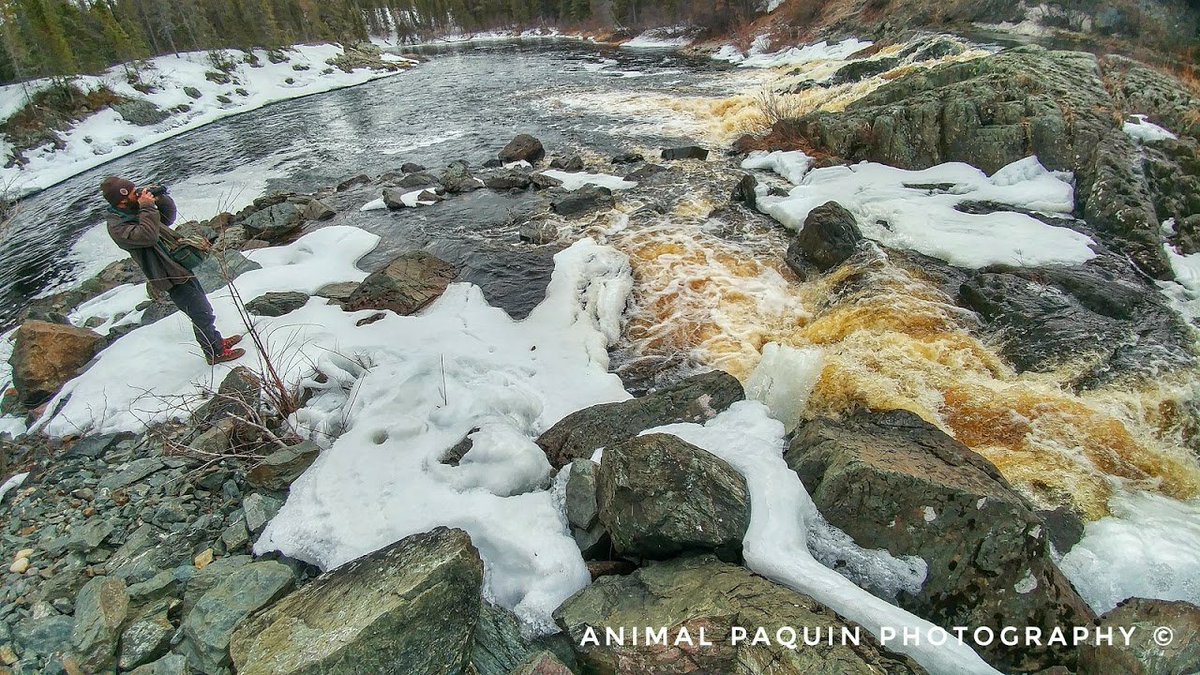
[101,176,244,365]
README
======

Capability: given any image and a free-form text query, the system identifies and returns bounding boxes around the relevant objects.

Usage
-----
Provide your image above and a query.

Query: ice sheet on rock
[750,154,1095,268]
[713,37,874,68]
[1060,491,1200,615]
[1123,114,1177,144]
[359,198,387,211]
[541,170,636,192]
[0,472,29,504]
[741,150,814,186]
[40,226,380,436]
[253,239,634,635]
[744,342,824,433]
[1158,243,1200,322]
[645,402,997,675]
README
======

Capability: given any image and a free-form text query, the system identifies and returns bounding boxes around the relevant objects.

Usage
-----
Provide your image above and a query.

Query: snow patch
[0,472,28,504]
[1123,115,1177,144]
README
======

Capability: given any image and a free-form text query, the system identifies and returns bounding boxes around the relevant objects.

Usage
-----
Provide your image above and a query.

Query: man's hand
[136,189,157,208]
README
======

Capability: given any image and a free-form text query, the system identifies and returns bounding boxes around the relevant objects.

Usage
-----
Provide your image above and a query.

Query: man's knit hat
[100,176,135,207]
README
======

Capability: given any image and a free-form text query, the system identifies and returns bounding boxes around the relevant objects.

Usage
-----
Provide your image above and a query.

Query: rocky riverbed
[1,32,1199,675]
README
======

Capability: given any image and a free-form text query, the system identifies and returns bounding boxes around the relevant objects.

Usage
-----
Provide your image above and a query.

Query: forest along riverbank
[0,33,1199,675]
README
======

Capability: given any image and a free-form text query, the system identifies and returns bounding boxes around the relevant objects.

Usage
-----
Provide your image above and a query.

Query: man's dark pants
[167,278,223,359]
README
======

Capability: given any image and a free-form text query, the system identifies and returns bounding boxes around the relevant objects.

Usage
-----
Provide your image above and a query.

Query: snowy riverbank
[0,43,413,199]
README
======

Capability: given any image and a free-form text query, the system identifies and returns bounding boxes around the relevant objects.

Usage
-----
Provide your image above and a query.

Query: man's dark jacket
[106,194,193,292]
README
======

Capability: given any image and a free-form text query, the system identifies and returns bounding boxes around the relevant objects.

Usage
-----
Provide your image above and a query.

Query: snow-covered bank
[713,36,874,68]
[743,151,1096,268]
[0,44,413,198]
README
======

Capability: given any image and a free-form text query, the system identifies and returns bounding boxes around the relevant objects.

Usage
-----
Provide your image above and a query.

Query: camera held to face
[135,184,168,200]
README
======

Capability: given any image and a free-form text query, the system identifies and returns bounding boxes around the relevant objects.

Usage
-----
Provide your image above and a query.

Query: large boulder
[9,320,104,405]
[1078,598,1200,675]
[177,560,295,673]
[113,99,170,126]
[344,251,456,316]
[536,370,744,468]
[554,555,924,674]
[499,134,545,164]
[231,527,483,674]
[240,200,307,241]
[441,161,485,194]
[245,291,310,317]
[786,46,1176,277]
[564,459,607,559]
[786,409,1096,672]
[597,434,750,561]
[787,201,864,276]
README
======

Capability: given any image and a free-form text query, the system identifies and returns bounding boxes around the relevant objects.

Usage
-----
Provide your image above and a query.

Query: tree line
[1,0,762,85]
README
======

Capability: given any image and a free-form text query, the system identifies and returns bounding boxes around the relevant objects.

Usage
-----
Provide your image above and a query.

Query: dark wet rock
[345,251,456,316]
[138,300,177,326]
[239,200,308,241]
[177,560,295,673]
[611,152,643,164]
[9,321,103,405]
[549,155,584,172]
[499,134,545,164]
[181,555,254,617]
[400,162,426,173]
[786,409,1095,673]
[482,158,504,168]
[302,199,335,221]
[598,434,749,561]
[904,37,966,62]
[247,441,320,491]
[518,220,558,245]
[828,57,900,85]
[957,265,1194,386]
[1078,598,1200,675]
[1037,506,1086,555]
[787,201,864,276]
[66,433,130,459]
[785,46,1181,277]
[381,187,413,209]
[394,171,440,189]
[660,146,708,161]
[550,186,615,218]
[70,576,129,673]
[441,161,485,194]
[230,528,482,674]
[731,173,757,210]
[484,169,532,191]
[623,163,666,182]
[555,555,923,674]
[470,600,578,675]
[335,174,370,191]
[245,291,309,317]
[585,559,637,581]
[183,86,202,99]
[113,100,170,126]
[529,172,564,190]
[537,370,744,469]
[565,459,608,559]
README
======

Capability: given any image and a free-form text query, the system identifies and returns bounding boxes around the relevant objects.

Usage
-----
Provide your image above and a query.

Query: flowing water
[3,38,1199,532]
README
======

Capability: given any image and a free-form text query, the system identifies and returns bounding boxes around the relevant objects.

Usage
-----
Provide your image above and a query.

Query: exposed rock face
[231,528,483,674]
[484,169,533,190]
[549,155,584,172]
[564,459,608,559]
[786,46,1186,277]
[829,57,901,85]
[555,555,925,674]
[9,320,104,405]
[1078,598,1200,675]
[344,251,456,316]
[70,576,129,672]
[537,370,744,468]
[441,161,485,193]
[239,201,307,241]
[499,134,545,164]
[957,263,1194,386]
[597,434,750,561]
[192,249,263,292]
[786,409,1096,673]
[787,201,864,275]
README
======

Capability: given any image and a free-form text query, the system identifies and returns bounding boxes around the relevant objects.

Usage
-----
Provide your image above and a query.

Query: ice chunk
[741,150,814,185]
[1060,491,1200,615]
[1123,114,1177,144]
[541,170,636,192]
[744,342,824,433]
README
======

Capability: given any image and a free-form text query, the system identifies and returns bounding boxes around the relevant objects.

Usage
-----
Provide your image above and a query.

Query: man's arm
[107,196,163,249]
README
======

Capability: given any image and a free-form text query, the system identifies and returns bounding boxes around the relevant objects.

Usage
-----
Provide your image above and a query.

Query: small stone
[10,558,29,574]
[15,548,34,559]
[243,493,282,536]
[220,519,251,552]
[0,643,16,665]
[194,549,214,570]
